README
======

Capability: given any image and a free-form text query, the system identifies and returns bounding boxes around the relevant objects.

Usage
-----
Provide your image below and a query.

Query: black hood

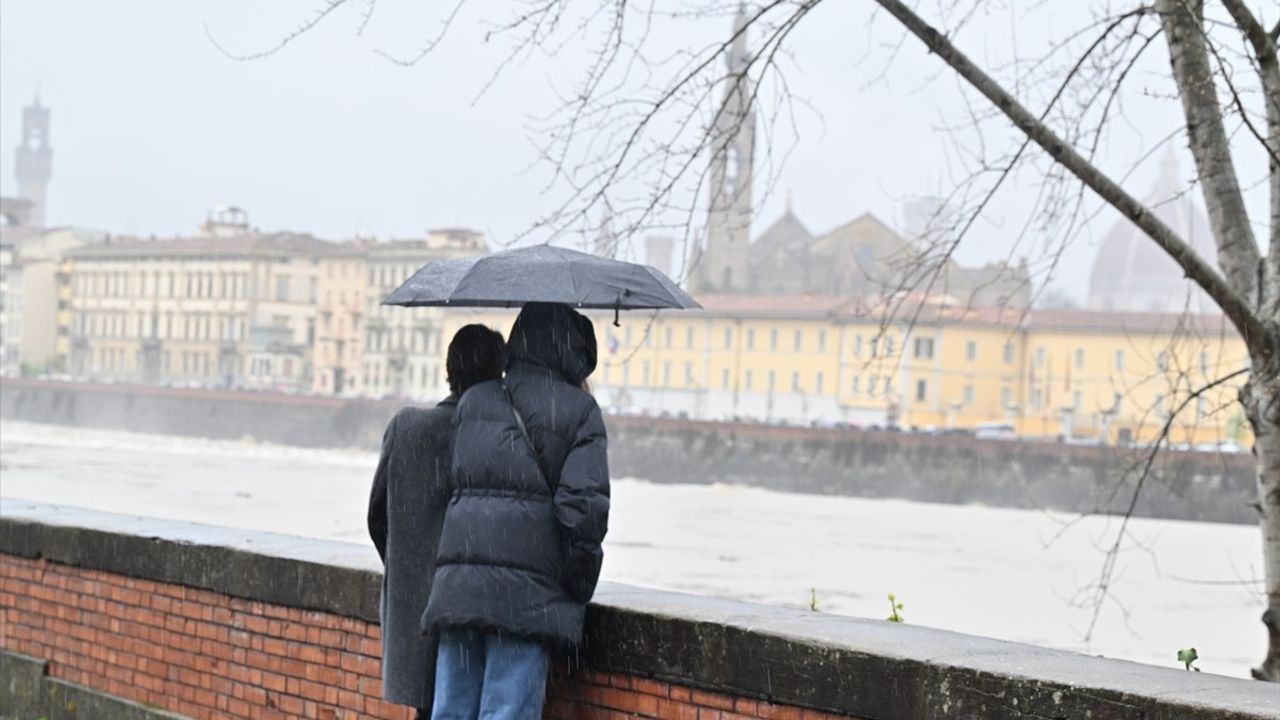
[507,302,597,385]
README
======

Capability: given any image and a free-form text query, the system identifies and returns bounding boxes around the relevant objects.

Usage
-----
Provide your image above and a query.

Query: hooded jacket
[423,302,610,645]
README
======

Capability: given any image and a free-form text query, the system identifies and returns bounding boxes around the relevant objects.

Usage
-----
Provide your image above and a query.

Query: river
[0,419,1266,679]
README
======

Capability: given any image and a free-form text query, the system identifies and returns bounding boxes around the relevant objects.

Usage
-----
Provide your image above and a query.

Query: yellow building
[431,298,1248,446]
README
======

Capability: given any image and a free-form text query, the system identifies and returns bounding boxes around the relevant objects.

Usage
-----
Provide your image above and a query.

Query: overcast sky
[1,1,1270,302]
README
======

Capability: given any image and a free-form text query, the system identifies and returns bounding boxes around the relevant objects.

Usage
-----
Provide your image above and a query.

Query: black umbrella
[381,244,700,323]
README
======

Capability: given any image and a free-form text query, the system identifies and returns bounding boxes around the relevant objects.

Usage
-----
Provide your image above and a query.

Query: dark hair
[446,324,507,396]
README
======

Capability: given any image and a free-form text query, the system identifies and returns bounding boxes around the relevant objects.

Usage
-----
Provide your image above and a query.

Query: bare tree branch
[872,0,1268,351]
[1159,0,1262,312]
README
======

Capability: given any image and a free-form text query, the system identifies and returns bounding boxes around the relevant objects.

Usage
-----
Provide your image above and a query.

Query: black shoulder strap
[503,385,554,492]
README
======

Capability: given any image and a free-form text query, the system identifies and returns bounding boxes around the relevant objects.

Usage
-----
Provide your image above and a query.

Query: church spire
[691,4,757,294]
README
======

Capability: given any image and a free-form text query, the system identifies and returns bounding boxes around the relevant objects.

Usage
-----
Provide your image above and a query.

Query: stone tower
[692,4,756,293]
[15,98,52,227]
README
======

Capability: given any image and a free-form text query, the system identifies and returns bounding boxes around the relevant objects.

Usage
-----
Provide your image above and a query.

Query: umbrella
[381,244,700,323]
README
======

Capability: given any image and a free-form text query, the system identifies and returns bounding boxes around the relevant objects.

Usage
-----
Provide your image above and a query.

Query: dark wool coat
[423,303,611,646]
[367,397,456,711]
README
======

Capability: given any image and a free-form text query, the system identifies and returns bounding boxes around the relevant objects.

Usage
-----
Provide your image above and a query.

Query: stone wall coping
[3,498,1276,719]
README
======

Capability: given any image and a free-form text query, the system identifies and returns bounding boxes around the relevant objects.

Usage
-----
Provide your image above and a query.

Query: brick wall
[0,553,844,720]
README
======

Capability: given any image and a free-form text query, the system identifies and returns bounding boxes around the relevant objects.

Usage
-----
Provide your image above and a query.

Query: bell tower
[15,97,52,227]
[692,4,756,293]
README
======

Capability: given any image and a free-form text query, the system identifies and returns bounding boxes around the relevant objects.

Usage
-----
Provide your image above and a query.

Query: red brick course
[1,553,852,720]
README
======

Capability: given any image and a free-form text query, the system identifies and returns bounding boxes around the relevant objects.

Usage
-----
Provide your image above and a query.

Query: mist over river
[0,420,1266,679]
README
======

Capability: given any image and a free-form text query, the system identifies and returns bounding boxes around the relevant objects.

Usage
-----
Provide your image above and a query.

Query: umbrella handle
[614,289,630,327]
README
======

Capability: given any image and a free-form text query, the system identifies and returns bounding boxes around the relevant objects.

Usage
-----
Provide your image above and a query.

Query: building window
[1156,351,1169,372]
[723,327,733,349]
[854,335,863,357]
[851,376,860,395]
[963,384,974,406]
[770,329,778,351]
[662,361,671,386]
[722,368,730,390]
[1114,349,1125,371]
[747,329,755,351]
[915,379,928,402]
[684,361,693,385]
[1031,388,1043,411]
[1072,390,1082,411]
[767,370,776,393]
[275,277,289,302]
[1000,387,1013,408]
[686,327,694,349]
[1199,351,1209,374]
[965,341,977,362]
[1033,347,1045,368]
[1002,342,1014,364]
[815,372,824,394]
[792,371,801,392]
[884,336,895,356]
[642,360,650,386]
[624,326,632,347]
[744,369,753,391]
[1074,348,1085,369]
[664,326,673,347]
[913,337,935,360]
[817,331,826,353]
[793,330,803,352]
[868,376,878,397]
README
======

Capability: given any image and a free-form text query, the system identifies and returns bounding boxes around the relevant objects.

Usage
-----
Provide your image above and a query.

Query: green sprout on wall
[887,593,905,623]
[1177,647,1201,672]
[809,587,819,612]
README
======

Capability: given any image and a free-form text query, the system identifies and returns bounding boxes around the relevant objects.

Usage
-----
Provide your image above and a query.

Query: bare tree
[215,0,1280,680]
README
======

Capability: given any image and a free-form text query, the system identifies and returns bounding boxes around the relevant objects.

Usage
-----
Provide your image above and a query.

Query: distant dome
[1087,151,1218,313]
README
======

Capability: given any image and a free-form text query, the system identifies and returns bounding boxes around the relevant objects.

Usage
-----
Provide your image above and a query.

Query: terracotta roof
[693,294,854,315]
[68,232,334,259]
[685,295,1234,338]
[1026,309,1234,336]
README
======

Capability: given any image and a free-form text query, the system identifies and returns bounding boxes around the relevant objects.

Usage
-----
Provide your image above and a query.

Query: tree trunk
[1246,362,1280,681]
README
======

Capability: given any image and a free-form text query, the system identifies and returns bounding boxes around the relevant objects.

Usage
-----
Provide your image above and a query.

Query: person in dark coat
[424,302,610,720]
[367,324,507,718]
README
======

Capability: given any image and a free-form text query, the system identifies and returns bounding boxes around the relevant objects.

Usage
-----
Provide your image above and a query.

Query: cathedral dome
[1087,152,1217,313]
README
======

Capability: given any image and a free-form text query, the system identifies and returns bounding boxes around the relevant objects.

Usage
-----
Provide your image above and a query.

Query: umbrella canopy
[381,244,700,311]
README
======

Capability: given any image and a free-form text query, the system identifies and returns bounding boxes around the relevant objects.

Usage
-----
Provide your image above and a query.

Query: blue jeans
[431,628,549,720]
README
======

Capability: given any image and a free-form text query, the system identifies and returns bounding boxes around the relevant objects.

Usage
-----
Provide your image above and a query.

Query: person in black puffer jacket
[423,302,609,720]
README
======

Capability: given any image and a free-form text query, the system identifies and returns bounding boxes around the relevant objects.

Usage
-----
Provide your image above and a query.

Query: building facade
[63,210,328,389]
[357,229,486,400]
[312,245,368,397]
[439,299,1248,446]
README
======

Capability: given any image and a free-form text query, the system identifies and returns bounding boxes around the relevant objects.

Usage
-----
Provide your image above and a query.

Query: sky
[0,0,1271,303]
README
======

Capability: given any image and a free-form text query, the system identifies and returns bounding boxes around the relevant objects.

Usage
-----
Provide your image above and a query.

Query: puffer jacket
[422,302,610,646]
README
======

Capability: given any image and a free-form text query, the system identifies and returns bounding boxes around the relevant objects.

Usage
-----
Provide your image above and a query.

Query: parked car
[973,422,1018,441]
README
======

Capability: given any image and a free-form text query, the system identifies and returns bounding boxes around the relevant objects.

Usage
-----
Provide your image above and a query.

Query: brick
[339,651,380,677]
[734,699,759,714]
[692,690,736,710]
[671,687,693,702]
[277,694,306,715]
[756,703,804,720]
[656,699,700,720]
[632,677,669,698]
